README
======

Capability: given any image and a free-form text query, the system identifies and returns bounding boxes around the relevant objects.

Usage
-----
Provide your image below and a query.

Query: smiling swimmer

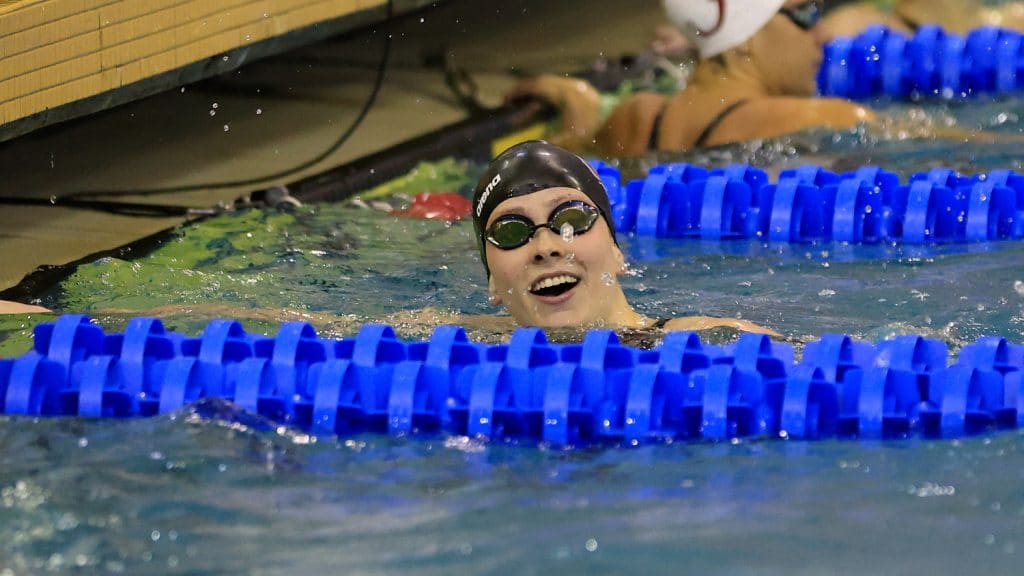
[472,140,778,335]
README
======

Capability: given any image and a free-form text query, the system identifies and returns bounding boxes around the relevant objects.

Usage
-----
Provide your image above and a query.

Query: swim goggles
[484,200,600,250]
[780,0,822,31]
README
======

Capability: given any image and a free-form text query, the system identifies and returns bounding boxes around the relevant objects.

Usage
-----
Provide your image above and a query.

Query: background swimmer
[816,0,1024,42]
[509,0,874,155]
[509,0,1016,156]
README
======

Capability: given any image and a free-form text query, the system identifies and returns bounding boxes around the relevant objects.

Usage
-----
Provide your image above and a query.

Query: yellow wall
[0,0,386,127]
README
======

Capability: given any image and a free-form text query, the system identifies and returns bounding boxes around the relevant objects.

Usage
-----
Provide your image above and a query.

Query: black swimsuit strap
[648,107,666,152]
[693,98,749,148]
[894,9,920,32]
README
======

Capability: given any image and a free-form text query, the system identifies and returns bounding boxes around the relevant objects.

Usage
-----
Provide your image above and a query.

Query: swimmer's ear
[487,275,503,306]
[613,245,627,275]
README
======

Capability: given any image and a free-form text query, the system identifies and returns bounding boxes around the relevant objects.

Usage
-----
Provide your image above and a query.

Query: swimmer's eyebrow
[489,204,529,220]
[491,192,588,220]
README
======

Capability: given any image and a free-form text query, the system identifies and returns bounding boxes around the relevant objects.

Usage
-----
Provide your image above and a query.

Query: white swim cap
[663,0,786,58]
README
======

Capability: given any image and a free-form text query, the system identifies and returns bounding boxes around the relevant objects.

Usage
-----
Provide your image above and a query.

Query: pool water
[2,413,1023,575]
[3,97,1024,573]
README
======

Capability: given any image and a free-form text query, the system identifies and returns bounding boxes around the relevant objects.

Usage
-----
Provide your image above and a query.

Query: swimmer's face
[751,0,823,96]
[484,187,627,329]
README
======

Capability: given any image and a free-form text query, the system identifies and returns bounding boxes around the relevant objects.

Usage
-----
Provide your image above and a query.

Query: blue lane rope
[590,161,1024,244]
[3,314,1023,445]
[818,24,1024,100]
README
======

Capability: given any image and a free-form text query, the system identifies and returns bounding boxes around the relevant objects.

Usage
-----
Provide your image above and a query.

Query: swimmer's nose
[531,227,564,262]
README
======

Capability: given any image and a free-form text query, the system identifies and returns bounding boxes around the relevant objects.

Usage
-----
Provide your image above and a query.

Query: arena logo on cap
[476,173,501,217]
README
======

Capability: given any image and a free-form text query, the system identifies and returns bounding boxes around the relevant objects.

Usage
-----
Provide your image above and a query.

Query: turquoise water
[4,97,1024,573]
[3,413,1024,574]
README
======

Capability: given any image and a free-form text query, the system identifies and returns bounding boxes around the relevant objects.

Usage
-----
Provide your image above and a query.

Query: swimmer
[509,0,876,155]
[0,143,778,340]
[0,299,49,315]
[817,0,1024,43]
[472,139,777,335]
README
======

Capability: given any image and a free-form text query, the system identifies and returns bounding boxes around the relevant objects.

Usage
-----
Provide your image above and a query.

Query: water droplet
[560,222,575,242]
[256,108,262,115]
[585,539,598,552]
[223,124,230,132]
[209,109,216,116]
[151,530,160,541]
[212,102,219,109]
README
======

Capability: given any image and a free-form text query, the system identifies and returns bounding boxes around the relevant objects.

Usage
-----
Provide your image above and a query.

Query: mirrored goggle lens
[784,0,821,30]
[550,204,599,235]
[487,217,534,249]
[485,202,601,250]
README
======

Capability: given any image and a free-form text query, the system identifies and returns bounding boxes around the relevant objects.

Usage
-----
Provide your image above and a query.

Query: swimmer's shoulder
[705,97,874,145]
[661,316,780,337]
[0,300,51,315]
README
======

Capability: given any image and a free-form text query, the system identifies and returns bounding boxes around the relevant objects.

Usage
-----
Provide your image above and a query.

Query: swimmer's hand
[650,24,695,59]
[662,316,780,338]
[386,307,516,335]
[0,300,51,315]
[505,74,603,153]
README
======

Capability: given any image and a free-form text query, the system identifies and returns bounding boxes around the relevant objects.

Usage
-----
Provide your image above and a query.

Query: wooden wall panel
[0,0,388,129]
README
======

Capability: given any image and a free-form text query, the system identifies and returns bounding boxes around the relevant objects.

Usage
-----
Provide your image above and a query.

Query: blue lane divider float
[818,25,1024,100]
[4,315,1024,445]
[588,160,1024,243]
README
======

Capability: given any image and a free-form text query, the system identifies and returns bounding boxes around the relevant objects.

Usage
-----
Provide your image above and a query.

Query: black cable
[0,196,212,217]
[5,0,394,217]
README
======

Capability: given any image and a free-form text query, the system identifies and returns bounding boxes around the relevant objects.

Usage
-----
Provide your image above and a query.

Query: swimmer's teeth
[530,275,576,292]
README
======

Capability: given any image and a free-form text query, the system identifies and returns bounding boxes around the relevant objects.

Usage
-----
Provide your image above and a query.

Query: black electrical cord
[0,0,394,218]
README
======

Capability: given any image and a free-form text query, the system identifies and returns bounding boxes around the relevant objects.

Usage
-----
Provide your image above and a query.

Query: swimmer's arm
[707,97,875,147]
[505,74,605,153]
[868,112,1024,145]
[382,307,516,335]
[661,316,780,338]
[981,3,1024,31]
[595,91,669,156]
[815,4,914,43]
[0,300,51,315]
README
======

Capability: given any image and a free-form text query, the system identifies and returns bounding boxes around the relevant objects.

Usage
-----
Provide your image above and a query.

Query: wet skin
[484,186,643,329]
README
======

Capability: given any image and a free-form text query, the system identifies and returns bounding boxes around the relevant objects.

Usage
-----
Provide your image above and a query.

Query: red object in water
[396,192,472,221]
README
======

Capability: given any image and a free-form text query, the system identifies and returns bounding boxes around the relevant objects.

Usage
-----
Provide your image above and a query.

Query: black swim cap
[472,140,616,276]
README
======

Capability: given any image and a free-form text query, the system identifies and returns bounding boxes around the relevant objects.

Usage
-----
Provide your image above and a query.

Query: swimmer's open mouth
[529,274,580,297]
